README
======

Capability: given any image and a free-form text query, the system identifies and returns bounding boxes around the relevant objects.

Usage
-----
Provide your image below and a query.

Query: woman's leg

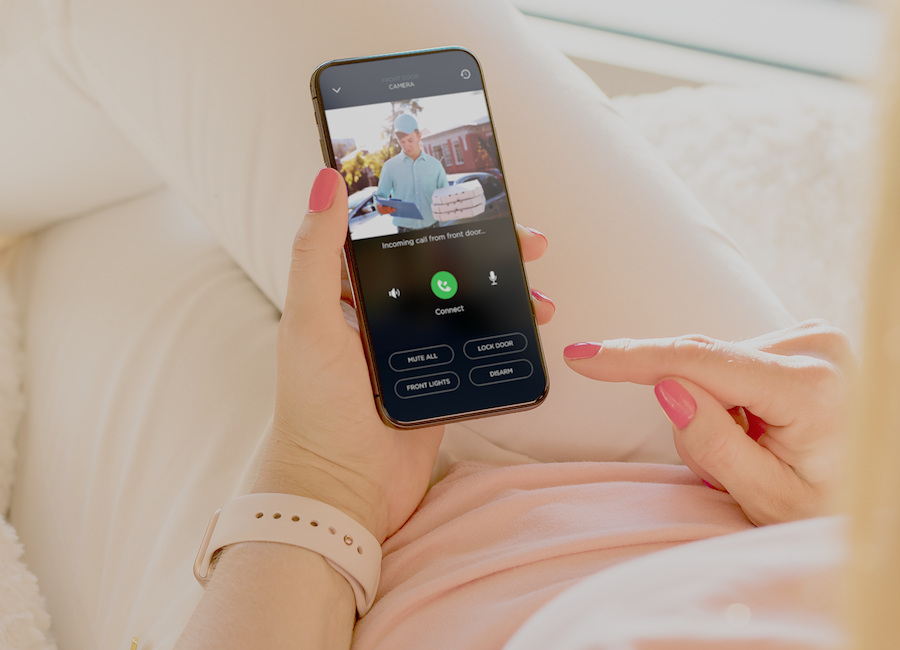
[59,0,793,459]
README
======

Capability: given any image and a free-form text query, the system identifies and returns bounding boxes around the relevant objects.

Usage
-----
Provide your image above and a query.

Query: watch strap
[194,493,381,616]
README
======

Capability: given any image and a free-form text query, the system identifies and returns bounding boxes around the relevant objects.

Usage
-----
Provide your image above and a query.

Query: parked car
[348,185,378,218]
[348,185,398,239]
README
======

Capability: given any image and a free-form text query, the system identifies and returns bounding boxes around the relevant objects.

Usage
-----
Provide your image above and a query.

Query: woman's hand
[564,320,856,526]
[256,168,553,543]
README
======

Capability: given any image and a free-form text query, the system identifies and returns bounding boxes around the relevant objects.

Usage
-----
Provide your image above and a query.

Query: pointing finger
[564,335,839,426]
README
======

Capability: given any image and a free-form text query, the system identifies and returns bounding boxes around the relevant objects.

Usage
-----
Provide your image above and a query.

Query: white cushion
[0,0,160,234]
[10,190,276,649]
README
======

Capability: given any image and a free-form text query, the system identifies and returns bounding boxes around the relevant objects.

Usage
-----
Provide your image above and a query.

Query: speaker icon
[388,288,401,299]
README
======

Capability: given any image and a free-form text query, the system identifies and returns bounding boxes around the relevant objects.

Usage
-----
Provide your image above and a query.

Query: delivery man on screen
[375,113,449,232]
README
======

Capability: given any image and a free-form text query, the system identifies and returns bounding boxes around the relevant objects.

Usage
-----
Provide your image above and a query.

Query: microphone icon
[488,271,498,286]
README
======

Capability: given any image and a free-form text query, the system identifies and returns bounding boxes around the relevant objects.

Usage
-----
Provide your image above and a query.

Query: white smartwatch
[194,493,382,616]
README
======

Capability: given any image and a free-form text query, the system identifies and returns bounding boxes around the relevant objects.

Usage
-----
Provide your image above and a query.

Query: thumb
[283,168,349,330]
[654,378,796,518]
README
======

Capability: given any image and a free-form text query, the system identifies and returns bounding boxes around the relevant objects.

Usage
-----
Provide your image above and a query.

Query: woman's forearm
[175,541,356,650]
[175,432,367,650]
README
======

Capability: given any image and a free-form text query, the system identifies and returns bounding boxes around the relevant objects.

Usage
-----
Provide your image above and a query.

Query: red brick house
[420,116,497,174]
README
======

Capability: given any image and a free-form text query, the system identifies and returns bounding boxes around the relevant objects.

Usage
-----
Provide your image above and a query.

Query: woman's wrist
[182,540,357,649]
[253,432,388,543]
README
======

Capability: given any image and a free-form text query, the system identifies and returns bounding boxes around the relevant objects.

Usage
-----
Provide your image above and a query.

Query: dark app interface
[318,50,546,423]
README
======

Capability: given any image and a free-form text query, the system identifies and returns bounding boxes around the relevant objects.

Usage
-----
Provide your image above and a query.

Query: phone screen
[312,48,548,426]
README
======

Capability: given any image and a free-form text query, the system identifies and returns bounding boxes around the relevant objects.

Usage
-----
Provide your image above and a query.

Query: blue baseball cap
[393,113,419,135]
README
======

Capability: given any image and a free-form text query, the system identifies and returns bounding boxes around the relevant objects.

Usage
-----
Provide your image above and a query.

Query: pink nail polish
[654,379,696,429]
[745,409,768,442]
[702,479,729,494]
[308,168,341,213]
[525,226,548,245]
[531,289,555,307]
[564,342,601,360]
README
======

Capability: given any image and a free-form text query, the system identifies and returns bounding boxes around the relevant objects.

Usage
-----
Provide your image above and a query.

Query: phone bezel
[310,46,549,429]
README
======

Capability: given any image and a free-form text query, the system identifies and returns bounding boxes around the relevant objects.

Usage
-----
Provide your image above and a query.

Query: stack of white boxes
[431,180,486,222]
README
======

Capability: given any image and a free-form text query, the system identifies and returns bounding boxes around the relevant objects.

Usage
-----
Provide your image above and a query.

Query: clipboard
[376,198,424,221]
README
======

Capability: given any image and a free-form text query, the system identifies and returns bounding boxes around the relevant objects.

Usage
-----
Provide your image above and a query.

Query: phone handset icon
[430,271,458,300]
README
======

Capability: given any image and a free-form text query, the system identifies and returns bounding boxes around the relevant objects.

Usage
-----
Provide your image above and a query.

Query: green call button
[430,271,458,300]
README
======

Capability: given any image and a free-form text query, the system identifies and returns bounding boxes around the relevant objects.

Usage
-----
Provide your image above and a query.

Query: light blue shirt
[375,151,449,229]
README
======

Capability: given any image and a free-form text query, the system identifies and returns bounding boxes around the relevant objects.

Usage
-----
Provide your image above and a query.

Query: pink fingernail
[564,342,601,360]
[531,289,555,308]
[654,379,696,429]
[525,226,548,245]
[308,168,341,213]
[745,409,768,442]
[702,479,729,494]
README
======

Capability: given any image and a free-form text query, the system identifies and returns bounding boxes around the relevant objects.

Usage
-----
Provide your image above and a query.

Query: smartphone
[310,47,548,428]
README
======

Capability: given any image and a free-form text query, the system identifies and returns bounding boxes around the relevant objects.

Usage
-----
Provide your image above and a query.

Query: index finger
[565,335,835,426]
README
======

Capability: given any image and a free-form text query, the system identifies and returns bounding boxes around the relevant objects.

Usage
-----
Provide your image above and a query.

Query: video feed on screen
[325,91,511,241]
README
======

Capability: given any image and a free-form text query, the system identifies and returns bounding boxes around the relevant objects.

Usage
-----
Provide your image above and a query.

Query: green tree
[340,150,370,188]
[473,136,498,171]
[364,145,392,179]
[332,141,356,161]
[340,144,397,193]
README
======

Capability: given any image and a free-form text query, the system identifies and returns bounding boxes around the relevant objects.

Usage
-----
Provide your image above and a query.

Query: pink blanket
[350,461,841,650]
